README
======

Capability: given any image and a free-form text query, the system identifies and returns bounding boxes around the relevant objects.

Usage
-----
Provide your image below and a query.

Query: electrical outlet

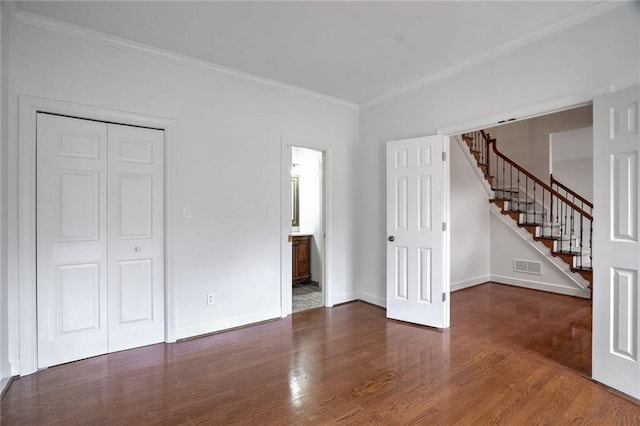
[207,293,215,305]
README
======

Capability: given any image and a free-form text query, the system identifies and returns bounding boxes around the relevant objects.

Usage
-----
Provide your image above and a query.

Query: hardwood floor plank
[2,283,639,424]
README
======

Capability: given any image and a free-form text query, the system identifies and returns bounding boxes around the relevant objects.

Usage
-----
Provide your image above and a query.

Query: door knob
[388,236,395,242]
[134,247,141,252]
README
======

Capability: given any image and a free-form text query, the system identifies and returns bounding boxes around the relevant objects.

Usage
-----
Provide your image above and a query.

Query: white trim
[175,308,282,340]
[443,135,451,328]
[362,2,626,109]
[489,204,589,290]
[16,95,177,376]
[491,274,590,299]
[451,275,491,292]
[280,137,333,317]
[356,291,385,308]
[332,292,357,306]
[437,87,607,137]
[12,11,359,112]
[0,376,11,396]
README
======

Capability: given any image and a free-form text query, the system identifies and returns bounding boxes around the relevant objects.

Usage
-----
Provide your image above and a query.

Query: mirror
[291,175,299,227]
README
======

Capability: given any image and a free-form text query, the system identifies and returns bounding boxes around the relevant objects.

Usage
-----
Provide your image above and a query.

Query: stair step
[534,236,557,251]
[492,187,519,194]
[571,267,593,285]
[552,251,577,265]
[518,224,539,236]
[490,199,507,209]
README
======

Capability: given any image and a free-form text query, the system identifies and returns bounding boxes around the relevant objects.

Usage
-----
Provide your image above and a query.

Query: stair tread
[554,250,585,256]
[492,188,520,193]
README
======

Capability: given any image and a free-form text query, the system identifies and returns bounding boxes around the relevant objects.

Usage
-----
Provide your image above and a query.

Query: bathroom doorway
[290,147,325,312]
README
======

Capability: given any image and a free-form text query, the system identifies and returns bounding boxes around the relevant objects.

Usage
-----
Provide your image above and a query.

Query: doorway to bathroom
[290,146,325,312]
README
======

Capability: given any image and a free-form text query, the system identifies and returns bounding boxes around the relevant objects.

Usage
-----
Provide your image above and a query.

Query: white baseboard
[451,275,491,292]
[175,307,282,340]
[491,274,590,299]
[330,292,357,307]
[355,291,386,307]
[1,375,12,398]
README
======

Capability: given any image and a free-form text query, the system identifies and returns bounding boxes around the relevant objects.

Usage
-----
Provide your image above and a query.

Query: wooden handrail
[489,139,593,221]
[550,174,593,209]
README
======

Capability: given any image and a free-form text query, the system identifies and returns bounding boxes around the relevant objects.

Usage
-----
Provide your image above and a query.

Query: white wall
[490,214,587,297]
[485,105,592,183]
[357,5,639,304]
[450,138,491,290]
[291,146,323,285]
[0,3,10,391]
[7,16,359,364]
[551,126,593,201]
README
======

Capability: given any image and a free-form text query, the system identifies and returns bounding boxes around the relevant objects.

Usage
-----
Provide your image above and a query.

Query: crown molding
[361,1,629,110]
[11,10,360,111]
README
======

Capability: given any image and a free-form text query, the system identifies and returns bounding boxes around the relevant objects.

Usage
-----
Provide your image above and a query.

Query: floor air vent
[513,259,543,275]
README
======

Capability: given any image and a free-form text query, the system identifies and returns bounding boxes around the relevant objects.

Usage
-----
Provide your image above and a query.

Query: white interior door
[107,124,165,352]
[37,114,165,368]
[37,114,109,368]
[593,85,640,398]
[386,135,449,328]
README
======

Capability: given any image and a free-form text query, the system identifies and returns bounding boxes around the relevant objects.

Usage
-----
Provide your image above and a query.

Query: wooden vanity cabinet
[291,234,311,284]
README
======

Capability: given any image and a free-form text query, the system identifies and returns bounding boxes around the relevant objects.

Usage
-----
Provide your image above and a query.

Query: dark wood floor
[2,283,639,424]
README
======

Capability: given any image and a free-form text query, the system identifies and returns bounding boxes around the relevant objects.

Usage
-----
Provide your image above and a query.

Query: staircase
[462,130,593,296]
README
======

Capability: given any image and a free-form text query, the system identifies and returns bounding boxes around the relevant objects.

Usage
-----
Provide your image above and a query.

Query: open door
[386,135,450,328]
[592,85,640,398]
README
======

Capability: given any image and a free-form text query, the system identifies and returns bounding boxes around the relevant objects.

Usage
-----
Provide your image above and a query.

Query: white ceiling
[14,1,608,105]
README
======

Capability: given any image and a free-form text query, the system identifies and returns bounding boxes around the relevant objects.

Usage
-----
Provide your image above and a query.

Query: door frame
[280,136,331,316]
[435,85,609,369]
[16,95,177,376]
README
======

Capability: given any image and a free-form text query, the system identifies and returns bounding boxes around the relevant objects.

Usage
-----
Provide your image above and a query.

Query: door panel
[107,124,165,352]
[57,263,101,333]
[117,259,154,323]
[386,135,449,328]
[37,114,165,367]
[57,170,100,241]
[37,113,109,368]
[593,85,640,398]
[117,174,153,238]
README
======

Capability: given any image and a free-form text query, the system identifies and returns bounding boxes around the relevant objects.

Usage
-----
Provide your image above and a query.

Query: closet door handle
[134,247,141,252]
[388,236,395,242]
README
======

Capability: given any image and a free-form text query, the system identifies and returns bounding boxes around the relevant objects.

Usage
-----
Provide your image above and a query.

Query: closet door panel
[107,123,165,352]
[36,113,109,368]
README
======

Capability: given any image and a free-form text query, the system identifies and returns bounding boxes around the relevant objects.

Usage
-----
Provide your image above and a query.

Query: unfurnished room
[1,1,640,424]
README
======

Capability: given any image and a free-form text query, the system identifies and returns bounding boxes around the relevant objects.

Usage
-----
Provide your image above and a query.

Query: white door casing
[593,85,640,398]
[386,135,450,328]
[36,113,165,368]
[36,114,109,367]
[280,137,332,316]
[107,124,165,352]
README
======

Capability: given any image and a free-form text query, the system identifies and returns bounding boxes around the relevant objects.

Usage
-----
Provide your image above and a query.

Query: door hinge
[442,222,446,231]
[442,292,446,302]
[442,152,446,161]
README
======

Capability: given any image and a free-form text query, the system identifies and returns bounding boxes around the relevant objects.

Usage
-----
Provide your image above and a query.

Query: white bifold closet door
[36,113,164,369]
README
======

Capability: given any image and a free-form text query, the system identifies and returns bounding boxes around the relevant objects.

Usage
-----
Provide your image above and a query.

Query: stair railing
[467,131,593,272]
[462,130,491,181]
[550,174,593,217]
